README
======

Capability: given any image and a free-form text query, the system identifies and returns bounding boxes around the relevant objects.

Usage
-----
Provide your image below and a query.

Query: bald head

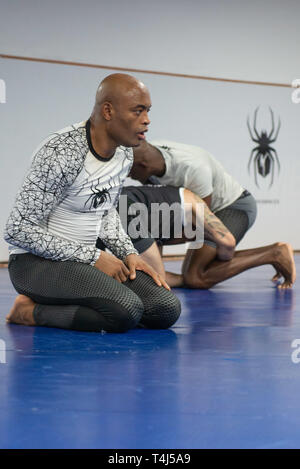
[93,73,148,112]
[89,73,152,150]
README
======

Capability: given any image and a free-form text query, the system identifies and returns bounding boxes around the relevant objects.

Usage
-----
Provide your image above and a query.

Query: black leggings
[8,253,181,333]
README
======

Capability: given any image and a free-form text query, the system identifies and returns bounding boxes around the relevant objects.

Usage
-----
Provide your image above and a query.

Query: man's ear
[102,101,114,121]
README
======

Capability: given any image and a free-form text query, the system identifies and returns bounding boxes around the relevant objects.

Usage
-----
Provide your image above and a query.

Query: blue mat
[0,258,299,449]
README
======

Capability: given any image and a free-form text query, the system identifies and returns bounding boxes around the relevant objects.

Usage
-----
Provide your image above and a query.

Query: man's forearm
[193,194,236,260]
[98,207,139,260]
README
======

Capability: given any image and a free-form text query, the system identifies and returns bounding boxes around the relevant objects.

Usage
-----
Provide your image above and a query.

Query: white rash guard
[4,120,138,264]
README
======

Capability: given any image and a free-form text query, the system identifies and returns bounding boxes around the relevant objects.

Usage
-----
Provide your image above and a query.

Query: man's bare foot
[271,270,282,283]
[165,271,184,288]
[272,243,296,289]
[6,295,36,326]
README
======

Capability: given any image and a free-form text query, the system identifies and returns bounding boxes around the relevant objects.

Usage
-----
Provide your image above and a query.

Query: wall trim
[0,53,291,88]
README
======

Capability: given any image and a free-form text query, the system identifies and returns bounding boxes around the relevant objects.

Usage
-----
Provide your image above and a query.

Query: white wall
[0,0,300,260]
[1,0,300,84]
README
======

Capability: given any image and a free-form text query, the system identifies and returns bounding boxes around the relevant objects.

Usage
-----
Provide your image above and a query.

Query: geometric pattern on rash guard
[4,122,138,264]
[4,125,99,264]
[99,206,139,261]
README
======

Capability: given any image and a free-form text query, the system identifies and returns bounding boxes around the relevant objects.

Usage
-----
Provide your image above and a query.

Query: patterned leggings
[8,253,181,333]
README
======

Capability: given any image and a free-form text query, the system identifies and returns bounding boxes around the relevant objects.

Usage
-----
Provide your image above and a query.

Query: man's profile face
[108,86,151,148]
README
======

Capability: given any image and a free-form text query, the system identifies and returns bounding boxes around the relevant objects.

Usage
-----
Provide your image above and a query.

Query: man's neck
[89,119,117,158]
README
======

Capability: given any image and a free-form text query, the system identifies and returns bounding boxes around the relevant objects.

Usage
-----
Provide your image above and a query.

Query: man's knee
[107,297,144,332]
[140,290,181,329]
[84,294,144,333]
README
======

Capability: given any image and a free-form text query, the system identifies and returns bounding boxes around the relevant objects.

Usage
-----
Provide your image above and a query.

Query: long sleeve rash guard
[4,120,138,264]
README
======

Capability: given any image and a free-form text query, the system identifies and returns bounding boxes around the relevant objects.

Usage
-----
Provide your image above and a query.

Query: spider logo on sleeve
[247,107,281,188]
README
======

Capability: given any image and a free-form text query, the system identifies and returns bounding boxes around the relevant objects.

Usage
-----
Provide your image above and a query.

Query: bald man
[4,74,181,332]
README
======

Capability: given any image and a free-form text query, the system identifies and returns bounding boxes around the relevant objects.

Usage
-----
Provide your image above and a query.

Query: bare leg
[165,271,184,288]
[140,242,184,288]
[172,190,295,289]
[182,242,296,289]
[163,188,236,287]
[6,295,36,326]
[182,189,236,260]
[232,245,292,284]
[157,242,184,287]
[138,189,296,289]
[140,242,166,278]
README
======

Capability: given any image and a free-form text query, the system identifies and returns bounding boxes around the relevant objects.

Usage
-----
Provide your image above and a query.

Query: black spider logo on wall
[84,177,112,210]
[247,107,281,188]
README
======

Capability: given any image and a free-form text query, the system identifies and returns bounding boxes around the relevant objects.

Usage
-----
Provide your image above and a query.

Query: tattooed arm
[192,193,236,261]
[203,210,236,260]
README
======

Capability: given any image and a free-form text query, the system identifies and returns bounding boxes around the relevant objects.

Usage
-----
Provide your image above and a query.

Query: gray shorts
[204,190,257,249]
[97,187,257,254]
[97,185,181,254]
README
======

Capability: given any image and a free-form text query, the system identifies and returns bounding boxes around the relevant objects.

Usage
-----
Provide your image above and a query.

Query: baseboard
[1,251,299,268]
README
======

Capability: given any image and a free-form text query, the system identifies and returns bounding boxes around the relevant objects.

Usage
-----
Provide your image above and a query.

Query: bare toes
[277,282,293,289]
[272,273,282,283]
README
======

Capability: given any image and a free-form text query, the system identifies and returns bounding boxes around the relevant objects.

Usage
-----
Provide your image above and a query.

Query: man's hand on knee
[125,253,170,290]
[94,251,130,283]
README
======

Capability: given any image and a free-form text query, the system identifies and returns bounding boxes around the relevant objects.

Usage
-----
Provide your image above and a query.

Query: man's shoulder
[150,140,213,167]
[150,140,211,157]
[31,121,88,161]
[40,121,87,147]
[53,120,86,134]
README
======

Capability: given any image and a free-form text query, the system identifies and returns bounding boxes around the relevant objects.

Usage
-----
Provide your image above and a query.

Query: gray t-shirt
[151,140,244,213]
